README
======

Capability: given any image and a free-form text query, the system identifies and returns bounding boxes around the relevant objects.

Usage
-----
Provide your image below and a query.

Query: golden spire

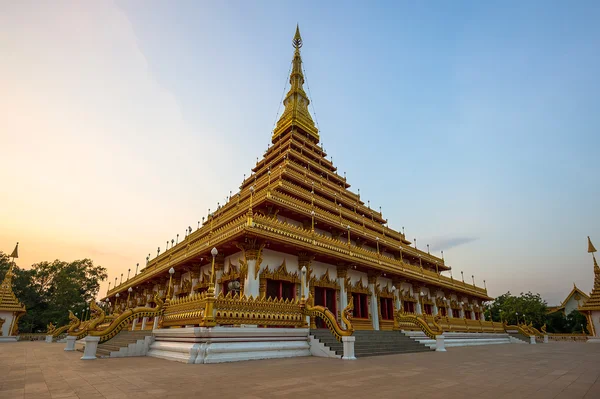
[588,236,597,253]
[272,25,319,143]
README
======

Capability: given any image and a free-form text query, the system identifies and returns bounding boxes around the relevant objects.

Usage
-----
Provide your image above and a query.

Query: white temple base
[45,335,53,343]
[0,336,18,343]
[586,337,600,343]
[148,327,311,364]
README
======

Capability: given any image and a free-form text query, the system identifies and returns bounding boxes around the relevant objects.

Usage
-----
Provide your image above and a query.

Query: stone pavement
[0,341,599,399]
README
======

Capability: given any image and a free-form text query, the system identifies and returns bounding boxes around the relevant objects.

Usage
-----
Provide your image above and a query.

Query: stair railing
[393,310,446,351]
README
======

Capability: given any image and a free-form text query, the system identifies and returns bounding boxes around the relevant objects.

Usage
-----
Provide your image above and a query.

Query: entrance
[314,287,336,328]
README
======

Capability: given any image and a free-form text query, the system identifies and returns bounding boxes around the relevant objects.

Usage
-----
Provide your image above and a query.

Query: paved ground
[1,341,599,399]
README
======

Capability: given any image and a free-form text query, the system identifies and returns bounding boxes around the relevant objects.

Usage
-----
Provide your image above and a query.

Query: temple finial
[293,24,302,49]
[588,236,597,253]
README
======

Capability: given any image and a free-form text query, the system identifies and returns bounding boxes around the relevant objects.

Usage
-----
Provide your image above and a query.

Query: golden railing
[51,324,69,338]
[160,291,209,328]
[214,292,306,327]
[432,317,505,333]
[393,311,443,339]
[88,295,165,344]
[503,323,533,337]
[157,290,354,343]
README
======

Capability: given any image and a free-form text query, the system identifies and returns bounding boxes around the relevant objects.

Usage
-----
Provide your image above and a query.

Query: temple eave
[105,220,488,301]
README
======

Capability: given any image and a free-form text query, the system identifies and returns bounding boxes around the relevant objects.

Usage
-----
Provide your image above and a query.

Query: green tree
[545,311,568,333]
[565,310,588,334]
[0,252,107,332]
[485,291,548,329]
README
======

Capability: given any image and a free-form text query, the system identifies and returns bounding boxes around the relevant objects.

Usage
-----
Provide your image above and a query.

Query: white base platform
[587,337,600,343]
[148,327,311,364]
[0,336,18,343]
[403,331,514,350]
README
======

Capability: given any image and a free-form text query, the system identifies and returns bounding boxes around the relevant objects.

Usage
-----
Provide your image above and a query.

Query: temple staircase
[87,330,154,358]
[403,331,521,349]
[507,332,531,343]
[310,329,431,358]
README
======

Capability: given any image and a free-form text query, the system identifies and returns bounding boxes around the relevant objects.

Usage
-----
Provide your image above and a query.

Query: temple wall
[0,311,15,336]
[564,296,581,316]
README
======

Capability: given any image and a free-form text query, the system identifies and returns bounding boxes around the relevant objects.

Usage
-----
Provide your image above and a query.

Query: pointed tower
[105,26,492,333]
[272,25,319,143]
[579,236,600,340]
[0,247,27,340]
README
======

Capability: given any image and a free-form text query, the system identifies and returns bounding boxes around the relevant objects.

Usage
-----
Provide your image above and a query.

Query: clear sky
[1,1,599,305]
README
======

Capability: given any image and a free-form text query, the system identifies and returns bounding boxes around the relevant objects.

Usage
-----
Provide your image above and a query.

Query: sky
[1,1,599,305]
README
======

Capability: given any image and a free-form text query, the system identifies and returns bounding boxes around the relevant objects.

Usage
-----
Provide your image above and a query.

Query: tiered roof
[107,26,490,301]
[579,237,600,311]
[0,264,26,314]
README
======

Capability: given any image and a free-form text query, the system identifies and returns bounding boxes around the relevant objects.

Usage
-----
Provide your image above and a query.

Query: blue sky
[1,1,599,303]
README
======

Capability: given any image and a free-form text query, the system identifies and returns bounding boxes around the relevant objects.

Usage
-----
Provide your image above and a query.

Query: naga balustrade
[431,316,505,334]
[393,311,443,339]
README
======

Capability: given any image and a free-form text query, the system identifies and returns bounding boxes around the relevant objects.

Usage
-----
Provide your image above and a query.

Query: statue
[46,322,56,334]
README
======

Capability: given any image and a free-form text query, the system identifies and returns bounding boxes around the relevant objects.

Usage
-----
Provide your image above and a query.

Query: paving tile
[1,341,600,398]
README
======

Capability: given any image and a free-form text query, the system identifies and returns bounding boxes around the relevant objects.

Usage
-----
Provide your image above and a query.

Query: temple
[579,237,600,343]
[0,244,26,342]
[547,284,590,315]
[104,26,491,330]
[69,27,515,363]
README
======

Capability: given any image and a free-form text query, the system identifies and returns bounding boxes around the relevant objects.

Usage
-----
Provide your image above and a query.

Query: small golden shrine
[0,243,27,340]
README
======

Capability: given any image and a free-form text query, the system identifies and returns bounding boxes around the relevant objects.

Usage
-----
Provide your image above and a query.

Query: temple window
[452,309,460,318]
[403,301,415,313]
[314,286,337,328]
[423,304,433,315]
[439,307,447,317]
[352,293,369,318]
[464,310,472,319]
[380,297,394,320]
[266,280,295,300]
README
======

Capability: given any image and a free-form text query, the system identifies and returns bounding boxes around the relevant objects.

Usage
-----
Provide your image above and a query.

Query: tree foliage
[485,290,589,333]
[485,291,548,328]
[0,251,107,333]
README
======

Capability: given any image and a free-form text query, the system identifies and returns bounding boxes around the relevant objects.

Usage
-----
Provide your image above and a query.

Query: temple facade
[103,26,492,332]
[547,284,590,315]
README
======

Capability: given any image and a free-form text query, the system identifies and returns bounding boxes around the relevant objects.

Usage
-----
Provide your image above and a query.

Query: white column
[64,335,76,351]
[342,336,356,360]
[45,335,53,343]
[131,318,138,331]
[415,295,422,315]
[393,283,401,313]
[81,336,100,360]
[368,277,379,330]
[152,316,159,330]
[243,258,259,298]
[141,317,147,330]
[337,267,348,328]
[433,304,439,316]
[447,300,453,318]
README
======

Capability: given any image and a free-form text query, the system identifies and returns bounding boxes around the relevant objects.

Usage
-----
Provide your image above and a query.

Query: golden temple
[103,26,492,335]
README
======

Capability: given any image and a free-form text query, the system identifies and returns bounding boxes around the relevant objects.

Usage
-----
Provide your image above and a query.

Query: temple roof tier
[0,264,26,314]
[108,212,482,301]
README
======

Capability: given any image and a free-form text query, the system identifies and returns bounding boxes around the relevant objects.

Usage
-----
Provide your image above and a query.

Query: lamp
[166,267,175,300]
[127,287,133,308]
